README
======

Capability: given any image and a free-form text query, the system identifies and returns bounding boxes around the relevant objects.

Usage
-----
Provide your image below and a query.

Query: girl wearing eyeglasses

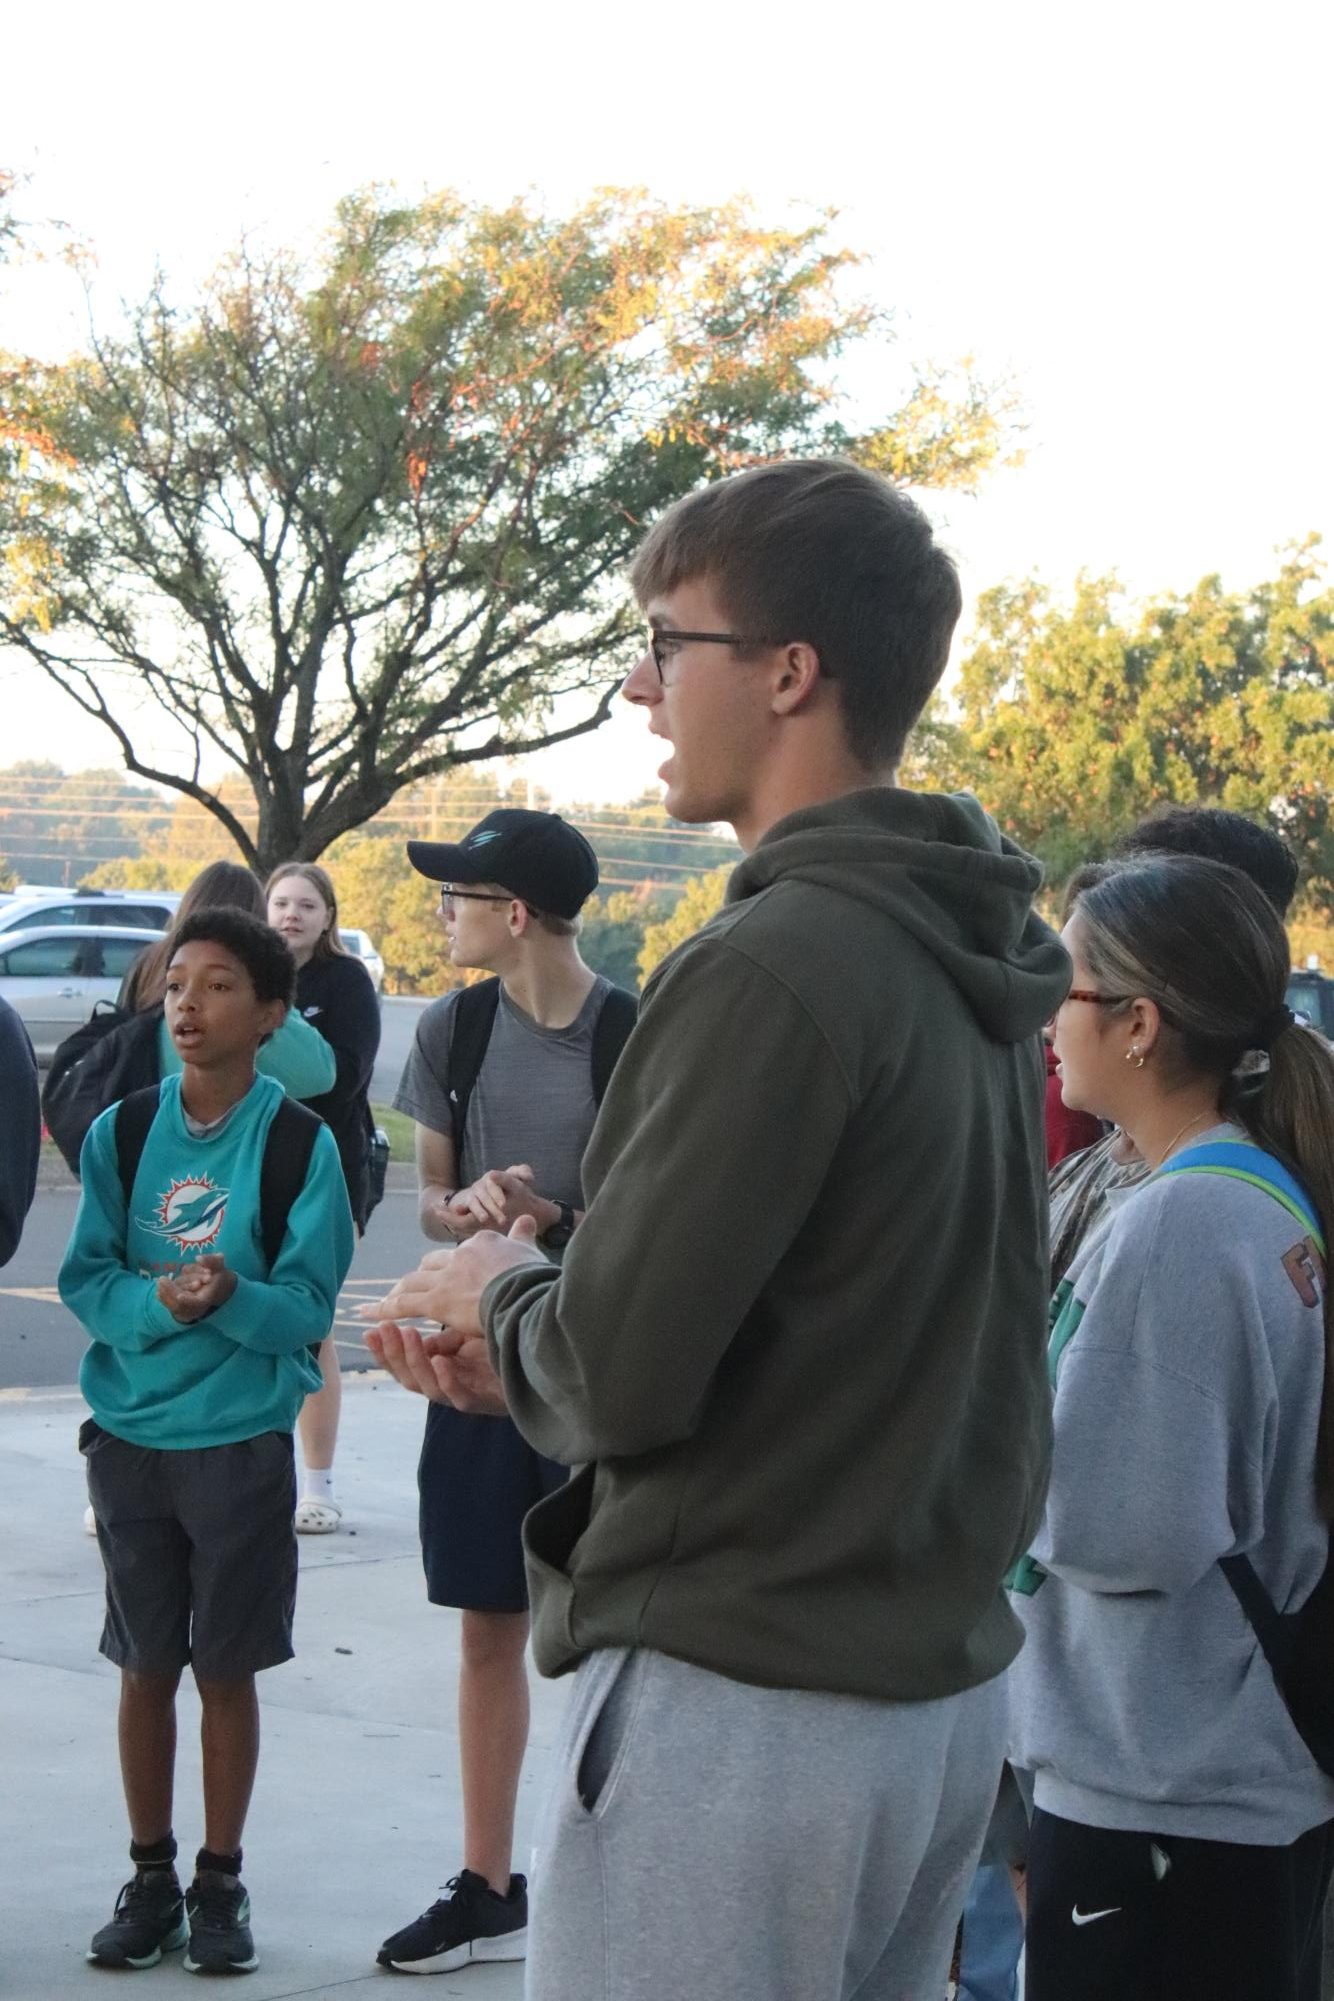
[1009,854,1334,2001]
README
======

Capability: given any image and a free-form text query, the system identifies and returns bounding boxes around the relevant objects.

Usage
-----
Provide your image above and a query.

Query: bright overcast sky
[5,0,1332,804]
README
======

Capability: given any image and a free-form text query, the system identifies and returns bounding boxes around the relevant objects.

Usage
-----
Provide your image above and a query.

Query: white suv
[340,928,385,994]
[0,887,182,935]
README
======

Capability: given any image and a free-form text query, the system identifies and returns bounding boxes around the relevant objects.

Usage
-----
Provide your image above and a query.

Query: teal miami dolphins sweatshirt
[60,1073,354,1449]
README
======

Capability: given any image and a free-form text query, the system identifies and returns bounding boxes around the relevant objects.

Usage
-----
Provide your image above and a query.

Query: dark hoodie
[482,788,1072,1698]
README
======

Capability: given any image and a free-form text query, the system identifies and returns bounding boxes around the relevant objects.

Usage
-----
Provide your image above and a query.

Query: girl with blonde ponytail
[1009,854,1334,2001]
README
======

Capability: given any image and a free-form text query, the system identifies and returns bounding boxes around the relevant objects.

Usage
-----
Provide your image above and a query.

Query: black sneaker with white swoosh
[376,1870,528,1975]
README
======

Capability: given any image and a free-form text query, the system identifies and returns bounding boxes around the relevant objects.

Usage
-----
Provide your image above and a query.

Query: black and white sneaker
[376,1871,528,1974]
[184,1873,259,1975]
[87,1871,187,1968]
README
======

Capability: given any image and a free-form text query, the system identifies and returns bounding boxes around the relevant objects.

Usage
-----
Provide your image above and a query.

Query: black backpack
[43,1003,164,1176]
[446,978,637,1165]
[115,1086,321,1273]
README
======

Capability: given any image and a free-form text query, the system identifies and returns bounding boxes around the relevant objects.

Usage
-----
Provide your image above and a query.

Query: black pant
[1025,1807,1334,2001]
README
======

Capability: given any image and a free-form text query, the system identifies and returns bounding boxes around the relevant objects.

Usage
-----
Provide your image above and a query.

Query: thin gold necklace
[1156,1109,1216,1167]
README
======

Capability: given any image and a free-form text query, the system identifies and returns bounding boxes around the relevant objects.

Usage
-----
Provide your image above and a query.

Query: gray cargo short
[80,1418,298,1681]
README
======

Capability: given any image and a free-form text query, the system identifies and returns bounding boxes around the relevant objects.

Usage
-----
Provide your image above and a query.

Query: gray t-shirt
[394,977,612,1207]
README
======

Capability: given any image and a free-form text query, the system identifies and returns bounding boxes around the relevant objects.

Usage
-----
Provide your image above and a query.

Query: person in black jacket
[266,862,380,1533]
[0,994,40,1266]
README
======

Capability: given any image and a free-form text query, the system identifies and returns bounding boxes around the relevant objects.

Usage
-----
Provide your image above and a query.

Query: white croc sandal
[294,1498,343,1535]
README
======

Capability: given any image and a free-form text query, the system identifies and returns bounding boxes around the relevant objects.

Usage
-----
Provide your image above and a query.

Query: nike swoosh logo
[1072,1906,1122,1926]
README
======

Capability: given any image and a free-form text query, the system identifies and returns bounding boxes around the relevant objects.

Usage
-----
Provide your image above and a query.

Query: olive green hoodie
[482,787,1071,1698]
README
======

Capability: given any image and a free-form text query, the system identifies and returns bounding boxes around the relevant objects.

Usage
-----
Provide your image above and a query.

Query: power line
[0,811,734,847]
[1,846,724,881]
[0,807,737,851]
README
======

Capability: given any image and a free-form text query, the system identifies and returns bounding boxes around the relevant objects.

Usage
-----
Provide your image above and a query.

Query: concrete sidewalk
[0,1373,568,1998]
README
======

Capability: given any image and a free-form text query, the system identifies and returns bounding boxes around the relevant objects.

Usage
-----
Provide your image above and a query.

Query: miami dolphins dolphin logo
[140,1176,229,1252]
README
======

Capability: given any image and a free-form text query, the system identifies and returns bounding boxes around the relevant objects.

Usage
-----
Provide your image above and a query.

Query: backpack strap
[116,1085,320,1272]
[1160,1140,1325,1254]
[445,978,502,1166]
[114,1085,165,1209]
[590,986,638,1105]
[1219,1549,1300,1676]
[259,1097,323,1270]
[443,977,635,1166]
[1164,1139,1330,1691]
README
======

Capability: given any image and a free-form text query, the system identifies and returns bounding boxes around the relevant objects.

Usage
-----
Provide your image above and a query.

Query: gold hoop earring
[1125,1046,1146,1069]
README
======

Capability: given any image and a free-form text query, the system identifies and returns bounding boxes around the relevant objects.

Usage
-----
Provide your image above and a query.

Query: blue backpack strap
[1160,1140,1325,1254]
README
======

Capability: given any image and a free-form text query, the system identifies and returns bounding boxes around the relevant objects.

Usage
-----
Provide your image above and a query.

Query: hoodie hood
[730,787,1071,1042]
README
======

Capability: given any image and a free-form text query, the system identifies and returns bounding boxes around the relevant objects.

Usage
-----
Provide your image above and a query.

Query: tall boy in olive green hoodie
[368,458,1070,2000]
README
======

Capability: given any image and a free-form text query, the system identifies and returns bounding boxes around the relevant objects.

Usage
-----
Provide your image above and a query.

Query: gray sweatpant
[527,1646,1006,2001]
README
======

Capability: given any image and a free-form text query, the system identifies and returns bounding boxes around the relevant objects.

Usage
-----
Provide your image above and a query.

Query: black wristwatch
[541,1200,577,1251]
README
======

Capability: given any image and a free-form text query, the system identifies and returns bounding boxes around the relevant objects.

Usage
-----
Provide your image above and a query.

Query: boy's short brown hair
[630,457,962,771]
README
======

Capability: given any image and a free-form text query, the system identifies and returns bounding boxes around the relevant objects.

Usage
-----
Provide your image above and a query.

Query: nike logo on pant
[1071,1905,1122,1926]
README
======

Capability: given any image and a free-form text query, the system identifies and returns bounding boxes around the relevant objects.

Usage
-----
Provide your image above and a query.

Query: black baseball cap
[406,809,600,919]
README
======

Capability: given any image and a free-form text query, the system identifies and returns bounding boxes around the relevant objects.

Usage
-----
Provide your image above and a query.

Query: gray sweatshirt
[1008,1123,1334,1844]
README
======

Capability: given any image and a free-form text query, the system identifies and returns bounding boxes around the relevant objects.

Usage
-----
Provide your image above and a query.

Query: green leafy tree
[1,186,1016,874]
[0,760,172,883]
[82,855,191,891]
[639,866,732,981]
[321,834,451,995]
[2,170,74,573]
[580,886,673,989]
[925,541,1334,910]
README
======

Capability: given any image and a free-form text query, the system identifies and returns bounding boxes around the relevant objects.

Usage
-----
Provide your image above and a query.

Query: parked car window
[0,935,87,977]
[1287,975,1334,1039]
[6,903,85,930]
[104,903,175,929]
[97,935,156,978]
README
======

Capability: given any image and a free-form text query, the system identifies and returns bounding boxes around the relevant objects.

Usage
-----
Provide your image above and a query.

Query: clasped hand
[156,1254,237,1324]
[438,1164,558,1240]
[361,1214,549,1414]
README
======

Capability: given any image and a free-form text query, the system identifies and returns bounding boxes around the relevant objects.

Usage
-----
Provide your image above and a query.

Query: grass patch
[372,1102,416,1162]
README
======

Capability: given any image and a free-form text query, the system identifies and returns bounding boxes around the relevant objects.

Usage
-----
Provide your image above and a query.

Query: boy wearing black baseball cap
[403,807,600,921]
[376,809,634,1976]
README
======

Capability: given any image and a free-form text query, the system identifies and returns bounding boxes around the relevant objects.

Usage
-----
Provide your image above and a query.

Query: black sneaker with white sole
[184,1873,258,1975]
[376,1871,528,1975]
[87,1870,188,1969]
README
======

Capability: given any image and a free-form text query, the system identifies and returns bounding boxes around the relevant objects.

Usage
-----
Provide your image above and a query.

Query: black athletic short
[1025,1806,1334,2001]
[418,1401,567,1615]
[80,1419,298,1680]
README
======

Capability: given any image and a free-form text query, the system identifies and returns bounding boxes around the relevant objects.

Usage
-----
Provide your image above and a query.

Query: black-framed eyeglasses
[438,885,508,910]
[438,885,538,917]
[648,627,775,684]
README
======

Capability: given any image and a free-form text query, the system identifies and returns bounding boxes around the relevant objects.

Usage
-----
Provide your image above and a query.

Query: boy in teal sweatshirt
[59,909,353,1977]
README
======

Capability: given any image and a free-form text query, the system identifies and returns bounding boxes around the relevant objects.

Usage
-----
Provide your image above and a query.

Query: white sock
[302,1467,335,1505]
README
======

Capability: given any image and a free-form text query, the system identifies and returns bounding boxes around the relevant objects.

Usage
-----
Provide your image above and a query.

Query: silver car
[0,925,165,1062]
[340,927,385,994]
[0,888,182,934]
